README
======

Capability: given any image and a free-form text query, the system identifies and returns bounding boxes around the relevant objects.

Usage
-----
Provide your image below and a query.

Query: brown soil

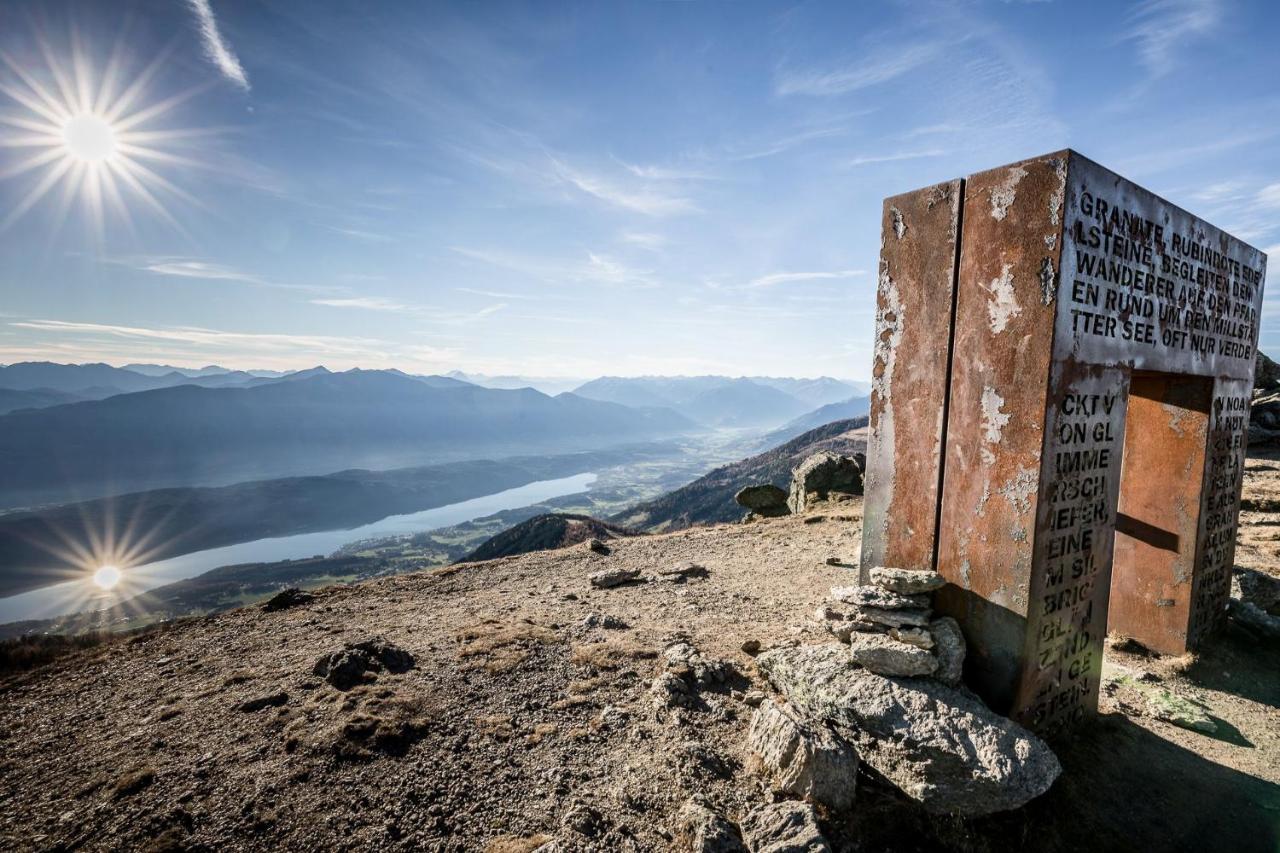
[1,469,1276,852]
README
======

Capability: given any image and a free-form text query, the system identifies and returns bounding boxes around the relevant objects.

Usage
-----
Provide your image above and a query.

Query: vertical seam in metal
[932,178,965,572]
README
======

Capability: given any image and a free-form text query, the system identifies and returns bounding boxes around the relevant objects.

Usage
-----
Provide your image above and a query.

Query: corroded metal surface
[860,180,962,578]
[933,152,1069,715]
[1109,373,1212,655]
[861,149,1268,737]
[1187,376,1253,646]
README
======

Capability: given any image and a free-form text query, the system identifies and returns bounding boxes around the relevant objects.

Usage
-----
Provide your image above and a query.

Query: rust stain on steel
[859,179,962,578]
[861,149,1266,737]
[1109,373,1211,655]
[933,153,1068,715]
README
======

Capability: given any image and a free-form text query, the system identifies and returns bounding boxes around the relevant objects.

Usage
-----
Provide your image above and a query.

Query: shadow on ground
[832,712,1280,853]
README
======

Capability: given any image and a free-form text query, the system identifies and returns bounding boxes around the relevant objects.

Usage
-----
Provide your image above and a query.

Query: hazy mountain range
[0,362,870,508]
[0,367,693,507]
[571,375,866,428]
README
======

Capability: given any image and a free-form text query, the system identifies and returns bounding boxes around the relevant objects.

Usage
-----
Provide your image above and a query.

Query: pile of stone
[742,567,1060,818]
[816,566,964,684]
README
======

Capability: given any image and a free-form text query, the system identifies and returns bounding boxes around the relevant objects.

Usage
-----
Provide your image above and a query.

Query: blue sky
[0,0,1277,380]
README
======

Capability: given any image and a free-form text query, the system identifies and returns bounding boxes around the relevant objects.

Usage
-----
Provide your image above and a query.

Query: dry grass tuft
[456,619,559,675]
[475,714,515,741]
[525,723,557,745]
[570,640,656,670]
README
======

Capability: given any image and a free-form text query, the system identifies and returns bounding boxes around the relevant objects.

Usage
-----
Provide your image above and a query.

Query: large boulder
[1256,350,1279,391]
[1233,567,1280,615]
[738,802,830,853]
[746,700,857,810]
[735,484,791,517]
[788,452,863,514]
[756,645,1060,816]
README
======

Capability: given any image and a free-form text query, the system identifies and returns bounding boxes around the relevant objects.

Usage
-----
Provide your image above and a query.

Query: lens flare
[92,564,122,590]
[0,24,218,236]
[62,112,117,162]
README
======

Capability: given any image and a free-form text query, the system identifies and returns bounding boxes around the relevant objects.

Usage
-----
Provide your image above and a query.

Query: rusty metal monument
[859,150,1267,736]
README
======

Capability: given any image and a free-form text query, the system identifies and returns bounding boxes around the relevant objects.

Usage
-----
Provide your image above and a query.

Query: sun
[0,26,213,235]
[62,112,118,163]
[92,564,122,590]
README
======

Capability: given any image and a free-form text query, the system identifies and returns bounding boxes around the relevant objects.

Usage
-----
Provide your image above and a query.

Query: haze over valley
[0,359,866,629]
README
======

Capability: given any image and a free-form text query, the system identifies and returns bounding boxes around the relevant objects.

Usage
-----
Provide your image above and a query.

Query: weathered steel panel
[1017,362,1129,733]
[934,152,1069,713]
[860,180,963,578]
[1109,373,1212,656]
[1187,376,1254,646]
[864,149,1267,736]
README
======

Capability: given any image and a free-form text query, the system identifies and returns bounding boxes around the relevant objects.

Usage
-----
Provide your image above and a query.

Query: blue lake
[0,472,596,625]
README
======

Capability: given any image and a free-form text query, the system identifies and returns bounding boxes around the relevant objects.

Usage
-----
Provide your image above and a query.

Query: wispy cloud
[1121,0,1221,79]
[11,319,381,356]
[847,149,944,167]
[748,269,866,289]
[186,0,250,91]
[311,296,409,312]
[309,295,511,326]
[776,41,944,97]
[453,246,658,288]
[455,287,539,300]
[140,259,260,283]
[122,256,335,294]
[328,226,396,243]
[620,231,668,252]
[1255,183,1280,210]
[550,159,697,217]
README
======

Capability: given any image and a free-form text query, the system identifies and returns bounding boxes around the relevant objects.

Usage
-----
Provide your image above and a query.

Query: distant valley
[0,360,872,634]
[0,365,696,506]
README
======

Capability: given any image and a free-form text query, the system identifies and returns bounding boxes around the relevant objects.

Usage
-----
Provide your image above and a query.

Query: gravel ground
[1,471,1276,853]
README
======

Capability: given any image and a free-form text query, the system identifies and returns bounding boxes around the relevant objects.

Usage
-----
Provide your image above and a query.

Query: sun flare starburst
[0,27,213,236]
[92,564,122,590]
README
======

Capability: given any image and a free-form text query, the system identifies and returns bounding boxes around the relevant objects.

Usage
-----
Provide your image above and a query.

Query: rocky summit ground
[1,464,1278,852]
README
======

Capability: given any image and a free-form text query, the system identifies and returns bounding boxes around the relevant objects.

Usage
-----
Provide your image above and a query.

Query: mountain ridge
[0,370,698,507]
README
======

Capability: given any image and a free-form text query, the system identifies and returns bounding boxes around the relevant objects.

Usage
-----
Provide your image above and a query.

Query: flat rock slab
[739,801,830,853]
[848,605,931,629]
[831,585,929,610]
[589,567,641,588]
[849,633,937,677]
[756,645,1060,816]
[747,700,857,810]
[869,566,947,595]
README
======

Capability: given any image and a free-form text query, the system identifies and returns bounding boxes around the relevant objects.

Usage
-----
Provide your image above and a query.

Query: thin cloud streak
[847,149,944,167]
[776,41,944,96]
[748,269,866,289]
[1121,0,1221,79]
[186,0,251,90]
[550,158,698,217]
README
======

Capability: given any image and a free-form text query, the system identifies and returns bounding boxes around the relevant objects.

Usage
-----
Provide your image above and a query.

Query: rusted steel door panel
[860,180,963,579]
